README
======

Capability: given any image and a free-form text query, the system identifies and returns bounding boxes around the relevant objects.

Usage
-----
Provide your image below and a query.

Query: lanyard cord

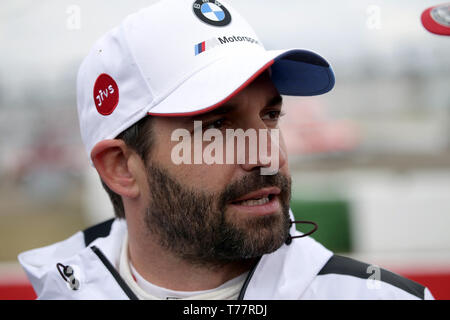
[285,220,318,245]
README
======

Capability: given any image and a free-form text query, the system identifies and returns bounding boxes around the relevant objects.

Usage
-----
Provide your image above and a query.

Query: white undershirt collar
[118,231,248,300]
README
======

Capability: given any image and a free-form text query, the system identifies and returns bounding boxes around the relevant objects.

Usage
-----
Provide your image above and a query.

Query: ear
[91,140,140,199]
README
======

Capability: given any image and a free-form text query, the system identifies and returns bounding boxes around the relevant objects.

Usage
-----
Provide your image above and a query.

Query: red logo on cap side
[93,73,119,116]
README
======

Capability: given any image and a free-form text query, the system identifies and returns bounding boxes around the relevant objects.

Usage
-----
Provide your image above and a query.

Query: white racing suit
[18,211,434,300]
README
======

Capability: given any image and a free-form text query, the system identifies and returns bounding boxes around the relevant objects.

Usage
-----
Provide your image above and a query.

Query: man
[19,0,434,300]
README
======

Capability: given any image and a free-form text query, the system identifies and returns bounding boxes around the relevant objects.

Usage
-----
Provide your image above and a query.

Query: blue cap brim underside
[271,50,335,96]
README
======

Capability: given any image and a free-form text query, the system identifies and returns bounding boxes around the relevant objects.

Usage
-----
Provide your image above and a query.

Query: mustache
[219,171,291,207]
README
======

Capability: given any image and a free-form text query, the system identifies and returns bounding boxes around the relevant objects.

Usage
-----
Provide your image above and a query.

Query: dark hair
[100,116,154,219]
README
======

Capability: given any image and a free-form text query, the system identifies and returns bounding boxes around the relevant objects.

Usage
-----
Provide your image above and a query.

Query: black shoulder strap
[319,254,425,299]
[83,218,115,247]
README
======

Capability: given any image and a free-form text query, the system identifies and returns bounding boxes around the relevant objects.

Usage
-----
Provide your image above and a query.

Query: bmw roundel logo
[193,0,231,27]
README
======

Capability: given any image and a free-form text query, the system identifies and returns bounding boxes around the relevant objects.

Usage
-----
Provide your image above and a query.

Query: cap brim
[421,5,450,36]
[147,48,334,116]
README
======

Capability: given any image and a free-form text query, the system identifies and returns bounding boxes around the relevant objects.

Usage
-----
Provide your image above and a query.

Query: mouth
[228,187,281,216]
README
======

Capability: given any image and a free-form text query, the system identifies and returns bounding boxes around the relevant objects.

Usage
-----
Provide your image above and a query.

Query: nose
[238,127,287,175]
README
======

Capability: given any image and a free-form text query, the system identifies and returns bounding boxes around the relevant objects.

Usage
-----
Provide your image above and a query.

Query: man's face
[140,72,292,266]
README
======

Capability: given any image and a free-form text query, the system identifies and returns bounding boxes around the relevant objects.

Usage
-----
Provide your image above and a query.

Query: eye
[204,118,226,130]
[261,110,285,121]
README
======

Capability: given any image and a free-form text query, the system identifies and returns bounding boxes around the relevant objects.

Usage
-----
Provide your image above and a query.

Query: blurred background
[0,0,449,299]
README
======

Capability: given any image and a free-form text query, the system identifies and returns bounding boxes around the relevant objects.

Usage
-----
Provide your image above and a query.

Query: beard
[144,163,292,268]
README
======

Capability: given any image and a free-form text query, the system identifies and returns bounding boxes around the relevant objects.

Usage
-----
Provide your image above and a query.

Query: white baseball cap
[77,0,335,159]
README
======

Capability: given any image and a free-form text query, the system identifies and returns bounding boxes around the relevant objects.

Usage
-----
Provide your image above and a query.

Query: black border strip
[319,255,425,299]
[83,218,115,247]
[91,245,139,300]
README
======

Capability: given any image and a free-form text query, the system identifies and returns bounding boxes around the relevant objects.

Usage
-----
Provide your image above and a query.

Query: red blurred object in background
[0,283,36,300]
[421,3,450,36]
[280,99,360,155]
[401,272,450,300]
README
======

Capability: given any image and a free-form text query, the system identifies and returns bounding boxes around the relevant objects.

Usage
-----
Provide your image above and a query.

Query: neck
[127,221,256,292]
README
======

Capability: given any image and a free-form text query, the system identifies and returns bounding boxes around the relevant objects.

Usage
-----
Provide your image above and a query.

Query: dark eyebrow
[207,104,237,116]
[191,94,283,121]
[264,94,283,109]
[189,105,236,122]
[214,94,283,114]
